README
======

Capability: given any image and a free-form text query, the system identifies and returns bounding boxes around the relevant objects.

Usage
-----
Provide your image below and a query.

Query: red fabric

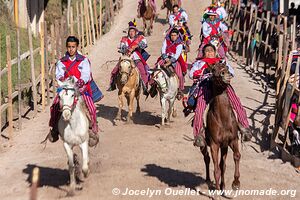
[193,58,221,78]
[165,40,187,73]
[61,57,92,96]
[121,36,148,66]
[203,21,221,44]
[173,12,182,21]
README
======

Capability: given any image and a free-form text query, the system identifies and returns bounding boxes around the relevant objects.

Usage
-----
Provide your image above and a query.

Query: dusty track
[0,0,299,199]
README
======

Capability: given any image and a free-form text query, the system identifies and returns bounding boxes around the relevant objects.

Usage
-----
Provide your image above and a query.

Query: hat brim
[128,26,139,31]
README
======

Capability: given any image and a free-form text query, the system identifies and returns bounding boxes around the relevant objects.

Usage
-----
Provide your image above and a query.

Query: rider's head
[66,36,79,57]
[169,28,179,42]
[203,44,216,58]
[173,4,179,14]
[128,28,137,38]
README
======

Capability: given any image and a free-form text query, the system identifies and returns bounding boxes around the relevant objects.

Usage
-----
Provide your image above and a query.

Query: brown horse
[140,0,155,36]
[116,56,141,123]
[201,62,241,194]
[163,0,180,21]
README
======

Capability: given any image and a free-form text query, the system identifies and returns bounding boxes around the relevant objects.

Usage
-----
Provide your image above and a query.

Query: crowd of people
[46,0,253,148]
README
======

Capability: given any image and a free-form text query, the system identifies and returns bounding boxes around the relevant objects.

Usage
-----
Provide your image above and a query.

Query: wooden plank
[50,24,56,97]
[99,0,102,36]
[76,2,81,49]
[88,0,96,43]
[44,22,50,105]
[27,15,38,117]
[84,0,92,51]
[93,0,99,39]
[0,36,2,130]
[6,36,13,138]
[16,18,22,130]
[70,6,74,35]
[40,22,45,111]
[80,2,86,54]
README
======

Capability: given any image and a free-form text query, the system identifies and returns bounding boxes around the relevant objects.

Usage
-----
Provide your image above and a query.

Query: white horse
[57,77,90,196]
[150,64,179,126]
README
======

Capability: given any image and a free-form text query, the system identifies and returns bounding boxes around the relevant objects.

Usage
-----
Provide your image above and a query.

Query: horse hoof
[172,111,177,118]
[115,115,121,121]
[83,169,90,178]
[67,190,75,197]
[126,118,133,124]
[232,181,240,191]
[76,184,83,191]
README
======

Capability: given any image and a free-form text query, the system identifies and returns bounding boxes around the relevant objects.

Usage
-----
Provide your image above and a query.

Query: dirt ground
[0,0,299,200]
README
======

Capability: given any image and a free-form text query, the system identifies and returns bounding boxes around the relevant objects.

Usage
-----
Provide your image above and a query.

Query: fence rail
[0,0,123,137]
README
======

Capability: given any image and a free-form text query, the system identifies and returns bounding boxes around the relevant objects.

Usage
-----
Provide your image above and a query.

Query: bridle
[58,87,78,113]
[119,59,134,80]
[152,69,169,92]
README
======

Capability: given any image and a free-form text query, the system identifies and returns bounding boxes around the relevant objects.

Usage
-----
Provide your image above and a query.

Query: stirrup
[193,135,206,148]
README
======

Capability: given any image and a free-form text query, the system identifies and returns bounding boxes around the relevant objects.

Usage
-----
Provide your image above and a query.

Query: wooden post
[88,0,96,43]
[70,6,74,35]
[28,16,38,117]
[93,0,99,39]
[16,3,22,130]
[110,0,114,23]
[6,36,13,138]
[76,2,81,49]
[99,0,102,36]
[83,0,91,53]
[30,167,40,200]
[291,16,296,50]
[44,23,50,105]
[40,22,46,111]
[50,24,56,97]
[0,37,2,131]
[80,3,86,54]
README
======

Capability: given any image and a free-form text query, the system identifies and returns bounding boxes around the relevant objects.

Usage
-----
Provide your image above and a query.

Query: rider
[206,0,228,21]
[159,28,186,97]
[47,36,99,146]
[161,0,182,9]
[198,10,228,58]
[107,20,150,95]
[137,0,157,18]
[189,44,252,148]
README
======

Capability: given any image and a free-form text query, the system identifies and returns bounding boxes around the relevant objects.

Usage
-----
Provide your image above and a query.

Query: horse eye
[221,71,225,76]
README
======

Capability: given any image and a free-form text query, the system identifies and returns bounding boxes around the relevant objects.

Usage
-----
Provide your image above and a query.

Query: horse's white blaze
[153,69,179,126]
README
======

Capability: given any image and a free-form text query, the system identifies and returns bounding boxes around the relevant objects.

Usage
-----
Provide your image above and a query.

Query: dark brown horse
[162,0,180,21]
[201,62,241,193]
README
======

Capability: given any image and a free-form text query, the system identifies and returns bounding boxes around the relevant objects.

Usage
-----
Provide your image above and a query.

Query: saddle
[161,60,176,77]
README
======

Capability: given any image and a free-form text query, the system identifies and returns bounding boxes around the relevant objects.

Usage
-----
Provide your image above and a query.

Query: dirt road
[0,0,299,200]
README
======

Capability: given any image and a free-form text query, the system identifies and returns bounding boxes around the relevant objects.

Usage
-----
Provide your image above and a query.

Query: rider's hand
[76,79,85,88]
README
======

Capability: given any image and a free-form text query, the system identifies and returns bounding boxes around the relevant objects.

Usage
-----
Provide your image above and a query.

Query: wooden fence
[0,0,123,138]
[225,1,300,167]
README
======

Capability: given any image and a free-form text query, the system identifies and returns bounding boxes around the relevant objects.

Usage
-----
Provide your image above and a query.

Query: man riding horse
[107,20,150,95]
[47,36,99,146]
[137,0,157,18]
[204,0,228,21]
[198,10,229,58]
[188,44,252,148]
[158,28,187,98]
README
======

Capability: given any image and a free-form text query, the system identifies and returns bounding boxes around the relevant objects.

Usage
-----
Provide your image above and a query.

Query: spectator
[289,2,297,16]
[272,0,279,15]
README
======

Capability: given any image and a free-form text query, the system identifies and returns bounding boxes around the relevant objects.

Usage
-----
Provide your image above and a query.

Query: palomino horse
[140,0,155,35]
[201,63,241,194]
[150,63,179,126]
[57,77,90,196]
[116,55,141,123]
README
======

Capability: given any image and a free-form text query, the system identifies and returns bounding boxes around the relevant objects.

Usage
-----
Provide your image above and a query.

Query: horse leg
[161,97,167,126]
[220,146,228,191]
[136,93,141,114]
[116,91,124,120]
[64,142,76,196]
[201,145,211,183]
[126,90,135,123]
[230,139,241,190]
[80,141,89,178]
[210,142,221,191]
[143,18,146,34]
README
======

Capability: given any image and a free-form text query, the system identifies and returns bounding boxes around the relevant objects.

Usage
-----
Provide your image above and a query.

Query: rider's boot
[88,122,99,147]
[194,132,206,148]
[107,76,117,91]
[47,127,59,143]
[238,123,252,142]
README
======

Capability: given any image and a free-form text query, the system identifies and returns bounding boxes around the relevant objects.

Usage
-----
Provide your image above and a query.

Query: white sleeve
[182,11,188,22]
[219,22,228,32]
[202,22,211,38]
[78,58,91,83]
[220,7,228,19]
[161,40,167,55]
[169,15,175,26]
[189,61,205,79]
[227,63,235,77]
[56,60,65,80]
[173,44,183,60]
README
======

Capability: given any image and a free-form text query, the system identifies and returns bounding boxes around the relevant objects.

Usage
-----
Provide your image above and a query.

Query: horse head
[210,62,233,86]
[119,55,135,85]
[57,76,79,121]
[150,64,169,93]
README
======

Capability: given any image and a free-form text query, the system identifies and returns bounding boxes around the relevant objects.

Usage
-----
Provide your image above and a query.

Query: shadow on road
[141,164,206,189]
[23,164,69,192]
